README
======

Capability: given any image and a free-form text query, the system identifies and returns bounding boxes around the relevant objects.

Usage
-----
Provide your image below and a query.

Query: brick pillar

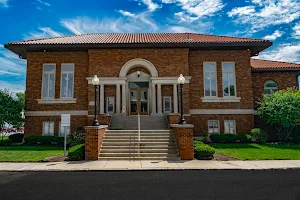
[98,115,111,125]
[85,125,108,160]
[170,124,194,160]
[168,113,180,124]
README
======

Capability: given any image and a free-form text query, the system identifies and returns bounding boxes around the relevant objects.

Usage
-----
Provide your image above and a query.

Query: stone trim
[119,58,158,77]
[86,77,126,85]
[190,109,255,115]
[151,76,191,84]
[25,110,88,116]
[37,98,77,104]
[201,97,241,102]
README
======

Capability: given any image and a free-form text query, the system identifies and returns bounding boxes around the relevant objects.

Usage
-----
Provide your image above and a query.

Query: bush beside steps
[68,144,85,161]
[193,140,215,160]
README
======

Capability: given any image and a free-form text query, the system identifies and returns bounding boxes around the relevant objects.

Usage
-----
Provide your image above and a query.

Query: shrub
[25,136,64,145]
[237,134,252,143]
[68,144,85,161]
[67,132,85,147]
[202,132,209,143]
[8,133,24,143]
[250,128,267,144]
[209,134,239,143]
[209,134,225,143]
[194,140,215,159]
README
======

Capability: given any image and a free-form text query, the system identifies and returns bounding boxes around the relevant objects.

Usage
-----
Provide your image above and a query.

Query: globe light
[92,75,99,86]
[177,74,185,85]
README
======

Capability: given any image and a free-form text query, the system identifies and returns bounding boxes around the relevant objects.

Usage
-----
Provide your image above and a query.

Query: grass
[210,143,300,160]
[0,146,64,162]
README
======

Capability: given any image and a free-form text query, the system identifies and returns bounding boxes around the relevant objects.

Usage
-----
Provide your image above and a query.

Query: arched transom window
[264,80,278,94]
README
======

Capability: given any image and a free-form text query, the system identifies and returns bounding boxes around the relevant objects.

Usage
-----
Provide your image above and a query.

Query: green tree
[257,87,300,143]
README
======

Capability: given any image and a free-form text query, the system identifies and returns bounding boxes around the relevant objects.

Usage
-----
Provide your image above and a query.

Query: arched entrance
[120,59,157,115]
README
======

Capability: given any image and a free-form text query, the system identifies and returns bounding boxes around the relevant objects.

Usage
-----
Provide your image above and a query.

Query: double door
[130,88,148,115]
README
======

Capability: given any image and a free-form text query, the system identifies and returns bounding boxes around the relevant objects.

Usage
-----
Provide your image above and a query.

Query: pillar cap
[85,125,108,130]
[170,124,194,128]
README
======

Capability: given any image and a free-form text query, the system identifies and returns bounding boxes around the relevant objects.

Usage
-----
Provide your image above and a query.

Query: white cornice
[25,110,88,116]
[190,109,255,115]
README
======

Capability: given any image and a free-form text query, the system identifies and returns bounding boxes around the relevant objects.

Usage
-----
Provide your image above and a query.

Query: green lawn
[210,143,300,160]
[0,146,64,162]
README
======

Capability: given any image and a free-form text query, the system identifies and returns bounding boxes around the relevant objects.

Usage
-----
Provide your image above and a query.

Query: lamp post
[177,74,186,124]
[92,75,100,126]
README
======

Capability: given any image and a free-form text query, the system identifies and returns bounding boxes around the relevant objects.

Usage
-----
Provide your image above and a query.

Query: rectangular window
[43,121,54,136]
[60,64,74,98]
[222,62,236,97]
[224,120,236,134]
[204,62,217,97]
[163,96,172,114]
[208,120,219,134]
[106,97,115,114]
[59,121,70,137]
[42,64,56,98]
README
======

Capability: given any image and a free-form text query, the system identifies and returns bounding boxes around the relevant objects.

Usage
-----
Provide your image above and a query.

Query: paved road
[0,170,300,200]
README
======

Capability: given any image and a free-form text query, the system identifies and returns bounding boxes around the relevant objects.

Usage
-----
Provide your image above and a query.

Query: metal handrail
[138,114,141,158]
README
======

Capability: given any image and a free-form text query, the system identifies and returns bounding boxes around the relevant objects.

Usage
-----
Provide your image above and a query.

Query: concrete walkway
[1,160,300,171]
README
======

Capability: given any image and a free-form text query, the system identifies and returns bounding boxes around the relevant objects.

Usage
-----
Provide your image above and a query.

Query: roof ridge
[190,32,268,41]
[251,58,300,65]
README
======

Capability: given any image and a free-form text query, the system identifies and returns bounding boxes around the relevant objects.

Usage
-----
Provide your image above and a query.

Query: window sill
[201,97,241,102]
[37,98,77,104]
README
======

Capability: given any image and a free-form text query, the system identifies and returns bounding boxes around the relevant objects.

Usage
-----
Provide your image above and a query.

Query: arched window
[298,75,300,89]
[264,80,278,94]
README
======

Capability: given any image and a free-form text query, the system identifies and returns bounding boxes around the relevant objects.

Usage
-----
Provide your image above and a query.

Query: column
[173,83,178,113]
[100,84,104,114]
[122,84,126,114]
[157,84,162,115]
[151,84,156,115]
[116,84,121,114]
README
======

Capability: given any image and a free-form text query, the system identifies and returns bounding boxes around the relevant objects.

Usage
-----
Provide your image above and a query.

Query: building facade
[5,33,300,137]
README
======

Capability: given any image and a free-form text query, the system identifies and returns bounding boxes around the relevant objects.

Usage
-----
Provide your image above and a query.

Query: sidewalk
[1,160,300,171]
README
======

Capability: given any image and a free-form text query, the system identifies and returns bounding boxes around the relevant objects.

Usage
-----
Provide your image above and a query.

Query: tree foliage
[0,89,24,129]
[257,88,300,143]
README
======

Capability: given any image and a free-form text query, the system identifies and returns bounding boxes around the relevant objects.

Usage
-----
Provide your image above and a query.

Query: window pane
[68,73,73,97]
[44,122,49,135]
[211,72,217,96]
[49,122,54,135]
[229,72,235,96]
[223,73,229,96]
[265,81,277,88]
[61,73,67,97]
[43,74,49,97]
[204,63,216,71]
[204,72,210,96]
[62,64,74,72]
[298,75,300,88]
[44,65,55,72]
[222,63,234,71]
[49,74,55,98]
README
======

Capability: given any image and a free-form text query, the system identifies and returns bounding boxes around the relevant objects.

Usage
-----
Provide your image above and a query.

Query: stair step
[101,146,177,149]
[102,142,176,146]
[99,153,178,157]
[98,157,180,160]
[101,149,178,153]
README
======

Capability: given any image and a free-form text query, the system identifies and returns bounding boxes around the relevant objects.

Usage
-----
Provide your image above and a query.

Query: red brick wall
[191,114,254,136]
[24,116,87,137]
[189,50,254,109]
[26,52,89,111]
[252,71,300,108]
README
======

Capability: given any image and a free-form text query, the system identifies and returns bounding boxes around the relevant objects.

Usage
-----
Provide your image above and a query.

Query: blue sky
[0,0,299,92]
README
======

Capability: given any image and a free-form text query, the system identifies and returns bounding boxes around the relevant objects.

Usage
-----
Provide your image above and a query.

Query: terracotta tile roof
[8,33,269,45]
[251,58,300,69]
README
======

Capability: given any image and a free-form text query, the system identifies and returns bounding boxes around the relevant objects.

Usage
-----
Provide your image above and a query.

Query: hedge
[193,140,215,160]
[24,136,64,145]
[209,133,252,143]
[68,144,85,161]
[8,133,24,143]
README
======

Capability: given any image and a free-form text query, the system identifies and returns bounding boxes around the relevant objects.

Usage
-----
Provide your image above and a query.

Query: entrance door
[130,87,148,115]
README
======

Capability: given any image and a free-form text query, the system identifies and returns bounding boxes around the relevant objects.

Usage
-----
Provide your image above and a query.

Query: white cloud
[228,0,300,33]
[60,14,158,34]
[23,27,63,40]
[256,43,300,63]
[36,0,51,6]
[0,0,8,7]
[263,30,284,40]
[0,45,26,76]
[0,81,25,93]
[167,26,194,33]
[119,10,136,18]
[293,23,300,39]
[140,0,160,12]
[162,0,224,23]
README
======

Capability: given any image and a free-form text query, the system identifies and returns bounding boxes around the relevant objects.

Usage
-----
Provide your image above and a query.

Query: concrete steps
[99,130,179,160]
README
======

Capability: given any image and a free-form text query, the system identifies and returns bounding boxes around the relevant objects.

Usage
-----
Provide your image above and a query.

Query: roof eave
[252,68,300,72]
[5,41,272,59]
